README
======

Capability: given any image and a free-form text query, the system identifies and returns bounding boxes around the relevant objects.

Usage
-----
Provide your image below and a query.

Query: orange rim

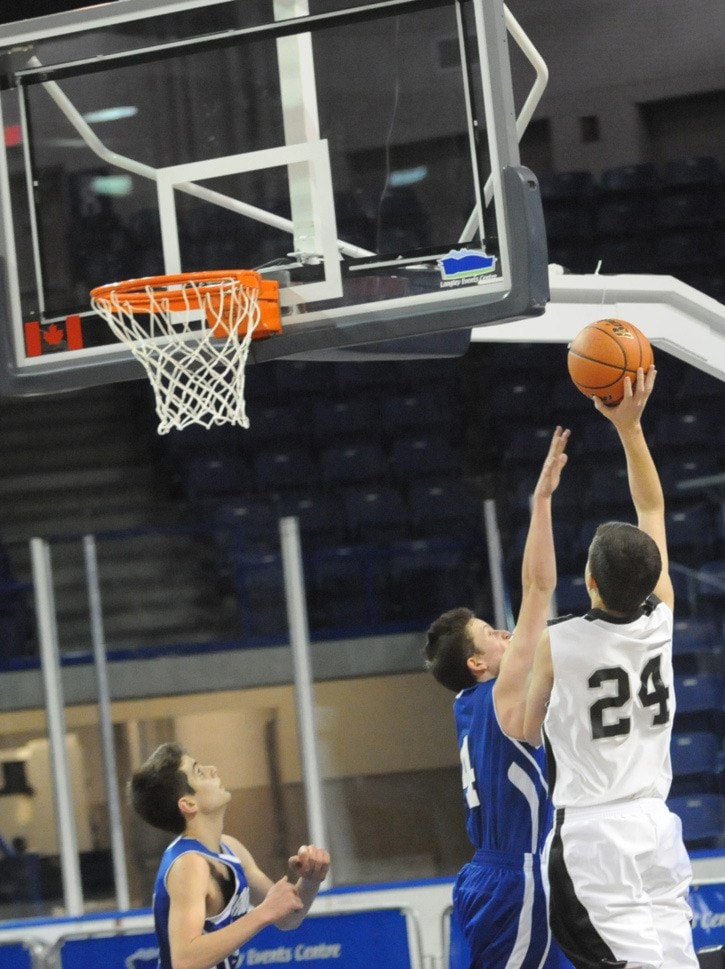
[90,270,263,314]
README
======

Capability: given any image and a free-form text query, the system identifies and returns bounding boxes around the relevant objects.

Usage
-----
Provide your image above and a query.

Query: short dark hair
[424,607,477,693]
[588,521,662,614]
[129,743,194,834]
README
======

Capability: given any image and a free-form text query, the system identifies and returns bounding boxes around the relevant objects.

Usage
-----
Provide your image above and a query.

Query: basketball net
[90,271,280,433]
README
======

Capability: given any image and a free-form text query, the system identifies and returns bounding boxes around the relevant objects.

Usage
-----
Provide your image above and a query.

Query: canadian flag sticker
[24,315,83,356]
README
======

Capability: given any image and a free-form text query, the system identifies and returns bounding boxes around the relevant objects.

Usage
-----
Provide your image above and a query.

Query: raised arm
[494,426,569,739]
[592,365,673,609]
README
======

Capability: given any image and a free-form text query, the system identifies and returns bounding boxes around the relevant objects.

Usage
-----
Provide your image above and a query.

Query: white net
[91,274,261,433]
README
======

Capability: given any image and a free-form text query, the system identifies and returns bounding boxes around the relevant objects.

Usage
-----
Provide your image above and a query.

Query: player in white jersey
[130,743,329,969]
[426,427,573,968]
[497,366,699,969]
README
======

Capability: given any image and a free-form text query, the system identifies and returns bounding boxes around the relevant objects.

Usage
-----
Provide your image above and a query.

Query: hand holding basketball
[567,319,654,404]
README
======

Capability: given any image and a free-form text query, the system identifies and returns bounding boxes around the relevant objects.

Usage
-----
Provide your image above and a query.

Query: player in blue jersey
[130,742,330,969]
[425,426,572,969]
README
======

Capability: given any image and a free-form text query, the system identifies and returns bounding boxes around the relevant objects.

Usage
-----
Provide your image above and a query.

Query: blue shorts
[451,849,573,969]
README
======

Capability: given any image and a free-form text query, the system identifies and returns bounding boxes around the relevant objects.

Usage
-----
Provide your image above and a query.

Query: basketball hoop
[90,271,281,433]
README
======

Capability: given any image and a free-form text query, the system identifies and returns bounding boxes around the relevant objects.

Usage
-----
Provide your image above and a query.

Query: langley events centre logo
[237,942,342,964]
[437,248,497,287]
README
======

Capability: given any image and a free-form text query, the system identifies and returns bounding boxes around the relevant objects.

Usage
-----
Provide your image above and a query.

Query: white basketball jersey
[544,596,674,808]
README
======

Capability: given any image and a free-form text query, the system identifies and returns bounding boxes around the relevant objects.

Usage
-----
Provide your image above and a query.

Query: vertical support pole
[483,499,511,630]
[278,516,331,885]
[29,537,84,915]
[274,0,323,259]
[83,534,131,911]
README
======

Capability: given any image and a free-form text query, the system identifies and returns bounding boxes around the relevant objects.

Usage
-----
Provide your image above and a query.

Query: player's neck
[184,812,225,852]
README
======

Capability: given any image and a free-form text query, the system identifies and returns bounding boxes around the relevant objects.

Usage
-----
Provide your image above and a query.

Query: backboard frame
[0,0,549,395]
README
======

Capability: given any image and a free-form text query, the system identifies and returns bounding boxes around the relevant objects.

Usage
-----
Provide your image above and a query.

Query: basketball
[567,318,654,404]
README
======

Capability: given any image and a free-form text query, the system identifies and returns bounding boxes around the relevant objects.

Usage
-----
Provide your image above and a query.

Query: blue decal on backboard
[437,248,497,281]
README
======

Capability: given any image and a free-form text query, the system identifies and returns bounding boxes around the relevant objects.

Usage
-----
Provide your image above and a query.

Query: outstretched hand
[533,426,570,500]
[592,365,656,429]
[289,845,330,883]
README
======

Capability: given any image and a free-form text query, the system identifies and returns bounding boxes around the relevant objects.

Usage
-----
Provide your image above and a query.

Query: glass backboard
[0,0,549,394]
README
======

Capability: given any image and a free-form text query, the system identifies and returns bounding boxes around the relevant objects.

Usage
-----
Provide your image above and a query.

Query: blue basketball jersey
[153,835,251,969]
[454,680,552,853]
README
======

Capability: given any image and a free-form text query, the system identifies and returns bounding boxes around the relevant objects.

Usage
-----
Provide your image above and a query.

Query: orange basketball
[567,318,654,404]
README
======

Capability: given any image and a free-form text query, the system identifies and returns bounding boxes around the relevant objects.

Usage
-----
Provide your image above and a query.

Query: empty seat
[274,361,337,398]
[180,454,255,501]
[596,196,657,237]
[655,410,717,449]
[276,492,348,547]
[673,674,723,733]
[381,389,456,434]
[312,396,380,442]
[667,793,724,849]
[672,618,720,657]
[408,478,481,538]
[573,419,623,457]
[320,440,388,486]
[600,163,658,195]
[212,497,280,554]
[670,731,719,779]
[232,550,288,639]
[660,452,720,498]
[253,445,320,491]
[698,560,725,606]
[334,361,402,392]
[386,537,475,623]
[343,485,409,544]
[305,545,386,630]
[390,433,461,481]
[662,156,722,188]
[554,573,589,615]
[244,403,306,446]
[491,380,551,422]
[502,425,558,466]
[665,504,717,557]
[586,466,631,508]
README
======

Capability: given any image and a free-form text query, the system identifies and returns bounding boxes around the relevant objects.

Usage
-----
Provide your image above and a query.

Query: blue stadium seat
[253,445,320,491]
[698,559,725,607]
[244,403,307,447]
[390,433,461,482]
[343,485,409,544]
[386,537,475,623]
[655,410,717,449]
[660,452,720,499]
[596,196,657,237]
[586,466,631,509]
[502,425,558,466]
[554,573,589,615]
[551,376,589,416]
[656,188,717,230]
[212,497,280,555]
[491,380,551,422]
[305,545,386,630]
[275,492,348,547]
[673,674,723,734]
[670,731,719,779]
[381,389,456,434]
[665,503,717,556]
[572,419,623,457]
[180,454,255,501]
[334,361,402,392]
[661,156,722,188]
[312,396,380,442]
[320,440,388,486]
[408,478,481,538]
[232,550,288,639]
[667,793,724,849]
[274,361,337,398]
[397,357,460,391]
[600,163,658,195]
[597,236,658,274]
[672,618,721,658]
